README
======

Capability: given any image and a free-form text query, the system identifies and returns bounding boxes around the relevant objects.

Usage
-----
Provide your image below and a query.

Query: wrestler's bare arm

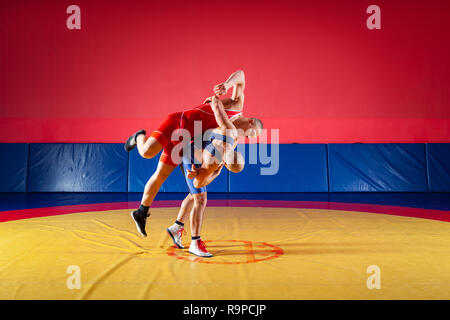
[210,96,237,132]
[203,96,243,111]
[215,70,245,98]
[228,70,245,110]
[220,96,244,111]
[206,70,245,111]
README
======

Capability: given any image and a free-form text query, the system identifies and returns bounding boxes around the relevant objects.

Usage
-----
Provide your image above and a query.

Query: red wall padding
[0,0,449,143]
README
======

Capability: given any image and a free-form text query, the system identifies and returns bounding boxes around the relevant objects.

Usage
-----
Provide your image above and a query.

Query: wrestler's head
[233,116,263,138]
[224,151,245,173]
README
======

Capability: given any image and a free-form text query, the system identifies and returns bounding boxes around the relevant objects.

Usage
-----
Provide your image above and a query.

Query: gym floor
[1,193,449,300]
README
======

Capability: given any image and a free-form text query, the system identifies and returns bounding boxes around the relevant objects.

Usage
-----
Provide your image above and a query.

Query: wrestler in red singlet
[150,103,242,166]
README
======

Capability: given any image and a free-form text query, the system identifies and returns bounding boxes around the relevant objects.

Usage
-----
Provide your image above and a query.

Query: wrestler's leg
[190,192,207,237]
[166,194,194,249]
[131,161,176,237]
[188,192,212,257]
[176,194,194,223]
[125,114,177,158]
[141,161,176,206]
[136,135,163,159]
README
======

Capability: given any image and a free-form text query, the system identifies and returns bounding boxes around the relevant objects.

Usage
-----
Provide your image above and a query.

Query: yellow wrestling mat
[1,207,450,299]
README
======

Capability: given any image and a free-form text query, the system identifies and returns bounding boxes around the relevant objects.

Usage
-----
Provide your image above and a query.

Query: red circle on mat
[167,239,284,264]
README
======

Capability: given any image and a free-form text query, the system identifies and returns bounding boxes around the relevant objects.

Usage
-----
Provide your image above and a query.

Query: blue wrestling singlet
[181,132,235,194]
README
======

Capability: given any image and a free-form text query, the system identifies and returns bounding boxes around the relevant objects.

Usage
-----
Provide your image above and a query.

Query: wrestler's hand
[213,82,230,96]
[209,95,221,109]
[203,96,214,104]
[186,164,198,179]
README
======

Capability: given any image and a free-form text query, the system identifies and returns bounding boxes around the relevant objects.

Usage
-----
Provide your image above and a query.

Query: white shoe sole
[130,211,147,237]
[166,228,184,249]
[189,250,213,258]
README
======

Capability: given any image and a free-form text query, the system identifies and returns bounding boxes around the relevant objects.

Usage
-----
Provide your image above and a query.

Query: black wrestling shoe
[124,129,146,152]
[130,210,150,237]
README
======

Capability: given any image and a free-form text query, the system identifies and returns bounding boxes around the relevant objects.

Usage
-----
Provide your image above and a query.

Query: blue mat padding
[128,148,227,193]
[0,144,28,192]
[28,144,128,192]
[0,143,447,193]
[328,144,428,192]
[427,144,450,192]
[229,144,328,192]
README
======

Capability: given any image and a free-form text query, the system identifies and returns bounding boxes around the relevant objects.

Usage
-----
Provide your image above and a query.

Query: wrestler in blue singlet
[181,132,234,194]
